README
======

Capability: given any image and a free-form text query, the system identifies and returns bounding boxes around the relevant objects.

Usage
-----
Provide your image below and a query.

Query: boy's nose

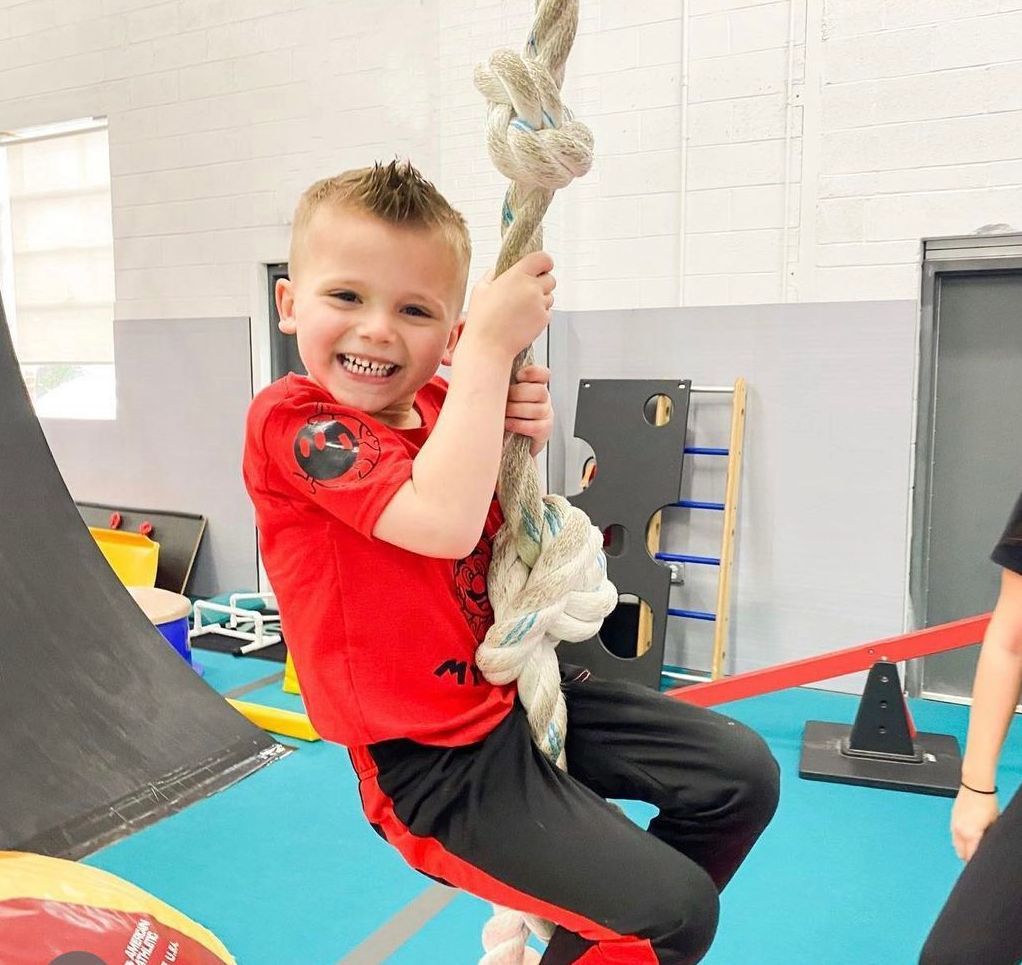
[357,311,396,342]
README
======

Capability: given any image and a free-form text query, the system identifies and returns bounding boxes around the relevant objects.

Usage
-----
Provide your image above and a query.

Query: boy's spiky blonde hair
[289,160,471,275]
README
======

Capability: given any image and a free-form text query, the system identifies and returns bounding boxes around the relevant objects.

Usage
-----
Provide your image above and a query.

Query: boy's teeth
[341,354,397,376]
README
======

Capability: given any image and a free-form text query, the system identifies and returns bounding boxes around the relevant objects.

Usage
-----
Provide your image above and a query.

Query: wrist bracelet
[961,780,998,795]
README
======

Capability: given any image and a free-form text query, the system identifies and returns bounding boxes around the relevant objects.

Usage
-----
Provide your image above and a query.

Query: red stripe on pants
[350,746,659,963]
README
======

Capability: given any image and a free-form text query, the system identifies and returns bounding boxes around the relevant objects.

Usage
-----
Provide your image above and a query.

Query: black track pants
[920,784,1022,965]
[349,665,780,963]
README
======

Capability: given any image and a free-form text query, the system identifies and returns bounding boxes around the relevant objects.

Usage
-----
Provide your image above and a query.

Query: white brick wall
[1,0,1021,321]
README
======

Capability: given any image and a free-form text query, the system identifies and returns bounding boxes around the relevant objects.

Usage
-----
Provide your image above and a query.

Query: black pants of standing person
[920,784,1022,965]
[349,663,781,964]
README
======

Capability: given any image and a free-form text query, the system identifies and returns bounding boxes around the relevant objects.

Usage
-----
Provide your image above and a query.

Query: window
[0,118,116,419]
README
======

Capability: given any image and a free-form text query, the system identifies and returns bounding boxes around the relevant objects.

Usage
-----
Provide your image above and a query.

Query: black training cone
[800,661,961,797]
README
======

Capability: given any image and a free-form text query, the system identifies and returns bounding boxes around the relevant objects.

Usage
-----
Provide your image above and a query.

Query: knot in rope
[478,495,617,765]
[480,908,543,965]
[474,48,593,192]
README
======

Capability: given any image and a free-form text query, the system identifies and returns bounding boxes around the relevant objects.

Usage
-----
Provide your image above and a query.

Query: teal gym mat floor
[83,650,1022,965]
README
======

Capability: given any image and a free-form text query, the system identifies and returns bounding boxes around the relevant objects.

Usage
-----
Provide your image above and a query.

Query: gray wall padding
[40,318,256,597]
[548,301,918,693]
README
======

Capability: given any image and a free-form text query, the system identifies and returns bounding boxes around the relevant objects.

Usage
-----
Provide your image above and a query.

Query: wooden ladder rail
[710,378,746,679]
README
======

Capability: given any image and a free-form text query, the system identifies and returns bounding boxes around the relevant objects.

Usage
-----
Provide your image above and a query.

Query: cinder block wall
[2,0,1020,319]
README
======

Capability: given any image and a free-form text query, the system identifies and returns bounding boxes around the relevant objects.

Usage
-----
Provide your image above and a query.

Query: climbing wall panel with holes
[565,379,691,688]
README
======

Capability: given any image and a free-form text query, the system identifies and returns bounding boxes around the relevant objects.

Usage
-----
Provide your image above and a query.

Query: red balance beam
[667,613,991,707]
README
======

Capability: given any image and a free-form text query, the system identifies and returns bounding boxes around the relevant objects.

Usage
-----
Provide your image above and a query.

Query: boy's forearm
[410,333,512,550]
[961,609,1022,787]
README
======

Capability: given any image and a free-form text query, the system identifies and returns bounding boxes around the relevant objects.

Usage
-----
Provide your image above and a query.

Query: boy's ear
[441,316,465,367]
[276,277,297,334]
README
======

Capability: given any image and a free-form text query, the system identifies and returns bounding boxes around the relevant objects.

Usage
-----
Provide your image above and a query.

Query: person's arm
[374,252,555,559]
[951,568,1022,860]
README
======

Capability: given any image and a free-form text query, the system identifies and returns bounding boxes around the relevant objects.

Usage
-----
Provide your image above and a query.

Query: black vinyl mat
[191,631,288,664]
[0,291,286,859]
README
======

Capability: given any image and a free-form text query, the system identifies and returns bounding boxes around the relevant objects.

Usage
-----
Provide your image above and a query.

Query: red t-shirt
[243,373,516,747]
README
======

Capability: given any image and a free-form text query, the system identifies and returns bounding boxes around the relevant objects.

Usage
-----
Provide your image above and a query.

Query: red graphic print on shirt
[454,532,495,643]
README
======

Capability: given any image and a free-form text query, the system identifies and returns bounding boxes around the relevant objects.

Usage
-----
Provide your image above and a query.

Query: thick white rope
[473,3,617,962]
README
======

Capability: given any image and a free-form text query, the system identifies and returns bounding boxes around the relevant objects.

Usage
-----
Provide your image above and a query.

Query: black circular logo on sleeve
[292,413,382,487]
[294,419,359,480]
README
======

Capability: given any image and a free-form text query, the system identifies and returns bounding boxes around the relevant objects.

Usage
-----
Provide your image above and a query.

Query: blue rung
[668,608,717,622]
[673,500,725,511]
[684,447,729,456]
[656,553,721,566]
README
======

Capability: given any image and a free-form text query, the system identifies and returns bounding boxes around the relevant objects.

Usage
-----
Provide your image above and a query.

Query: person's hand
[465,252,555,359]
[505,365,553,457]
[951,786,1000,861]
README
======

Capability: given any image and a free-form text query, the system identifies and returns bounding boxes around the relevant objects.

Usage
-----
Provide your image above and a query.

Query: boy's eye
[403,305,431,318]
[332,291,358,302]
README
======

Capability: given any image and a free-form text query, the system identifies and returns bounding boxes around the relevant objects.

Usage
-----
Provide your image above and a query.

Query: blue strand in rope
[502,611,538,647]
[543,502,562,537]
[546,721,563,761]
[521,504,541,544]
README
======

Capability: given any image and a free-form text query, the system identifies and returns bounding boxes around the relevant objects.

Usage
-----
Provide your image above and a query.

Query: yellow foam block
[227,698,320,742]
[282,652,301,695]
[89,526,160,587]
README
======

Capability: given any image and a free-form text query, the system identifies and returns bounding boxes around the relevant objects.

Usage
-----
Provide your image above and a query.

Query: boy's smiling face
[277,205,467,428]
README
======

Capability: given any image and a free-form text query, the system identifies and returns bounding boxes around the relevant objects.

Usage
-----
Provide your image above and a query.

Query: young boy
[244,160,779,964]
